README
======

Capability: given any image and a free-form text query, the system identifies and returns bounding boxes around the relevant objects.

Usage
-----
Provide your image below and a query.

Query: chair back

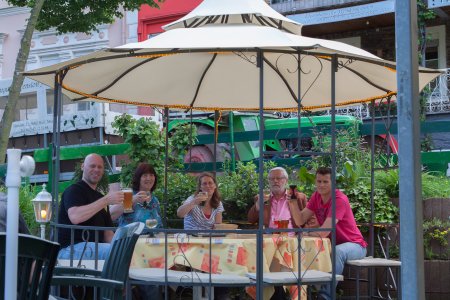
[0,233,60,300]
[100,222,144,298]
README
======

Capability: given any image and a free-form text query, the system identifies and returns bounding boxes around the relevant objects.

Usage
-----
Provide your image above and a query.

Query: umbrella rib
[327,57,391,93]
[71,57,159,101]
[188,53,218,109]
[263,57,298,104]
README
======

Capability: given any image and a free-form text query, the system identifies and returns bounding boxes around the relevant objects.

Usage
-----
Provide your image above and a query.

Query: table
[131,234,332,299]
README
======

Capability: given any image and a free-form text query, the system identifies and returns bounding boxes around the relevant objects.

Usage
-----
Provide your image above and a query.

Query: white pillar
[4,150,35,300]
[5,149,21,300]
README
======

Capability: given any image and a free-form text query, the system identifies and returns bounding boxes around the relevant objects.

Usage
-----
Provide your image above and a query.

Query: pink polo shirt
[268,192,294,231]
[307,189,367,248]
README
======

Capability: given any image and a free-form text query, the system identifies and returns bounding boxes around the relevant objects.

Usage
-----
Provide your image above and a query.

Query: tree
[0,0,163,162]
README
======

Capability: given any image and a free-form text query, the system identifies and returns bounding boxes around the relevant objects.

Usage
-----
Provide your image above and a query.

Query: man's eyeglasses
[268,176,286,182]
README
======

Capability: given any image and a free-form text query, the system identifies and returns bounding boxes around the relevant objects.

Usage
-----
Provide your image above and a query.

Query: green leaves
[217,160,275,221]
[347,181,398,224]
[8,0,164,34]
[111,114,196,187]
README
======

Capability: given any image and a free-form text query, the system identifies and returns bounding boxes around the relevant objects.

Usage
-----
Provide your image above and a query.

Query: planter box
[425,260,450,299]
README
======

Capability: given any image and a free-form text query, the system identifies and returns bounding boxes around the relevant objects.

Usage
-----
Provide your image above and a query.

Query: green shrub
[375,169,399,198]
[218,160,276,221]
[1,183,41,235]
[346,181,398,224]
[421,172,450,199]
[154,172,197,223]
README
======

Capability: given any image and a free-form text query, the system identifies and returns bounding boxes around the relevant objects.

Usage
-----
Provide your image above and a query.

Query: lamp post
[32,184,53,239]
[5,149,35,300]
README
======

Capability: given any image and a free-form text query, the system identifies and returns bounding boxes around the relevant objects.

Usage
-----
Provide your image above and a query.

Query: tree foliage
[111,113,197,186]
[8,0,164,33]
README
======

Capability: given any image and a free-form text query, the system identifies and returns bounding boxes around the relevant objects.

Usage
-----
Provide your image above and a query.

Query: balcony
[424,68,450,114]
[428,0,450,8]
[268,0,372,15]
[325,68,450,119]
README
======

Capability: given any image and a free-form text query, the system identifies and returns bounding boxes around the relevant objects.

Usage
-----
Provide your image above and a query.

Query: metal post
[395,1,424,299]
[51,71,63,230]
[330,54,337,299]
[163,107,169,228]
[4,149,21,300]
[4,150,35,300]
[214,110,218,175]
[229,111,235,172]
[256,49,265,300]
[40,224,46,239]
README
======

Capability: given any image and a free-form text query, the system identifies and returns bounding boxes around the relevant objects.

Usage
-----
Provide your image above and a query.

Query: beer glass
[122,188,134,213]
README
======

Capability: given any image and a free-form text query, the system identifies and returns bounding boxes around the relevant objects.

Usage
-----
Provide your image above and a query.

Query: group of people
[57,153,225,261]
[55,153,366,300]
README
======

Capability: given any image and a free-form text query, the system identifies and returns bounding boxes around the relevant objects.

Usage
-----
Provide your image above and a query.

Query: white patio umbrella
[24,0,441,112]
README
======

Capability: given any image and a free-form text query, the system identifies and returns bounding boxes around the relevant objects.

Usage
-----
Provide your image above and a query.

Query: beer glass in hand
[122,188,134,213]
[197,192,208,206]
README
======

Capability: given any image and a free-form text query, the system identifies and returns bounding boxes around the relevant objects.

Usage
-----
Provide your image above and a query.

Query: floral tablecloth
[131,234,332,299]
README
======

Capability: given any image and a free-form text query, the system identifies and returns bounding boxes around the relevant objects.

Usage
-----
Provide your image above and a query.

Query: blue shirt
[118,193,163,229]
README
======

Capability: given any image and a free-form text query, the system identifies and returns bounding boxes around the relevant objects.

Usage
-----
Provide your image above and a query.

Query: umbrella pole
[51,70,63,233]
[330,54,338,300]
[256,49,265,300]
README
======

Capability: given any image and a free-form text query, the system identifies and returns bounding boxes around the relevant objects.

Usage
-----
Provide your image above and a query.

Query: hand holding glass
[263,188,271,205]
[197,192,208,205]
[289,185,297,200]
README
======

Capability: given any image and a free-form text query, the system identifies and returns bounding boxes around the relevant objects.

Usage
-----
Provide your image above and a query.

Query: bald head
[81,154,104,188]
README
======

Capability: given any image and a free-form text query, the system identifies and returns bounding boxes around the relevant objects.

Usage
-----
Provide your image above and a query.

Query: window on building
[147,33,160,39]
[109,103,138,115]
[425,42,439,69]
[46,90,89,114]
[15,93,38,121]
[40,54,60,67]
[77,101,90,111]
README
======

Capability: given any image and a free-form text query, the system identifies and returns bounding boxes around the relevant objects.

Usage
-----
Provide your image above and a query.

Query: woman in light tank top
[177,173,224,230]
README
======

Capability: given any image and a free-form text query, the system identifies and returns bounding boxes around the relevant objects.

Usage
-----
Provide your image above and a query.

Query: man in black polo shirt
[57,153,124,260]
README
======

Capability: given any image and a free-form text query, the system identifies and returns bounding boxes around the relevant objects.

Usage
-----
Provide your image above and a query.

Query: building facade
[0,1,161,177]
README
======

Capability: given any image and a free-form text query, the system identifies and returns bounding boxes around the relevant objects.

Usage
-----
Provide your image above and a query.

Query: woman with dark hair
[111,163,162,228]
[177,172,224,230]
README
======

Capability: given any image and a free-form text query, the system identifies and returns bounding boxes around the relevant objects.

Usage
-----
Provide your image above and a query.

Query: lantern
[32,184,52,238]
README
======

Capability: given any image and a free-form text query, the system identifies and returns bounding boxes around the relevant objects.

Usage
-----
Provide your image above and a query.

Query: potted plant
[423,218,450,299]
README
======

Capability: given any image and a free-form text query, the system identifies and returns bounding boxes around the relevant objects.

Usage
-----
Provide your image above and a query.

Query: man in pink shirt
[289,167,367,299]
[247,167,318,230]
[248,166,318,300]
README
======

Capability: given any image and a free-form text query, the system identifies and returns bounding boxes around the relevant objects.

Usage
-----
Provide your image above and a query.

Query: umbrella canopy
[24,0,441,111]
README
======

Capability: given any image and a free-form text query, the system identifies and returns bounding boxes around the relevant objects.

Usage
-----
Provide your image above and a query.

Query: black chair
[52,222,145,300]
[0,233,60,300]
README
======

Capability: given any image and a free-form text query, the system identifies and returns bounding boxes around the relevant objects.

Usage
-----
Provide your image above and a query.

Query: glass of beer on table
[122,188,134,213]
